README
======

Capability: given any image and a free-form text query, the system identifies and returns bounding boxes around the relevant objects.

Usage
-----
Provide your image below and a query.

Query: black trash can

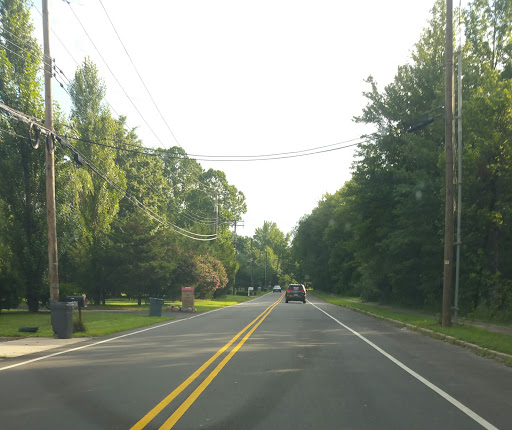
[51,301,75,339]
[149,298,164,317]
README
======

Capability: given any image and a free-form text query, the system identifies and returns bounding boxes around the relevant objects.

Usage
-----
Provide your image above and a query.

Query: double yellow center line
[131,294,283,430]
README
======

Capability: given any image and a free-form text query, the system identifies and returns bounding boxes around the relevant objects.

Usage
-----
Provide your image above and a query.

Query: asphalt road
[0,293,510,430]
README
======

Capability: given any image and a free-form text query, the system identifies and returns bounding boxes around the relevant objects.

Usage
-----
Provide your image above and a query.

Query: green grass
[0,293,263,338]
[0,311,174,338]
[311,291,512,358]
[83,293,262,311]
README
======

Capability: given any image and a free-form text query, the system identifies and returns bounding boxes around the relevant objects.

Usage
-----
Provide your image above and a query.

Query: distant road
[1,293,510,429]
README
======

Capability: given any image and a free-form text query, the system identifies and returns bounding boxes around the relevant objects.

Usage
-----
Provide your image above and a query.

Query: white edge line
[310,301,500,430]
[0,302,251,372]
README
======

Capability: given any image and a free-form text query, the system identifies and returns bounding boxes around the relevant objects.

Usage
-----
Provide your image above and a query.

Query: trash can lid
[50,301,77,309]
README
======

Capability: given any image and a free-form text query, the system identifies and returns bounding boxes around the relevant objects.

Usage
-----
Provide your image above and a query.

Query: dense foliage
[4,0,511,324]
[226,221,300,294]
[0,0,254,311]
[292,0,512,321]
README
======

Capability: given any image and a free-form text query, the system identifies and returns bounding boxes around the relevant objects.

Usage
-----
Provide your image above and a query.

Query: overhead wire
[24,5,363,160]
[29,0,135,127]
[71,135,363,161]
[106,140,221,226]
[0,41,45,73]
[57,138,217,240]
[0,23,46,65]
[4,4,377,226]
[7,5,228,227]
[59,126,220,225]
[0,101,47,129]
[28,0,81,66]
[62,129,220,224]
[0,101,218,240]
[187,137,363,159]
[52,106,220,224]
[98,0,181,148]
[27,1,313,214]
[66,1,168,148]
[0,126,30,141]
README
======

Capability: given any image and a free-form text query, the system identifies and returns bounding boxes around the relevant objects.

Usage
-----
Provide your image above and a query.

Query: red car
[285,284,306,303]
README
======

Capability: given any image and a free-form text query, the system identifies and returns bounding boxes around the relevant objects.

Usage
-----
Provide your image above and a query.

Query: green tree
[292,196,336,292]
[0,0,47,311]
[105,119,173,302]
[458,0,512,316]
[66,58,126,304]
[293,0,512,320]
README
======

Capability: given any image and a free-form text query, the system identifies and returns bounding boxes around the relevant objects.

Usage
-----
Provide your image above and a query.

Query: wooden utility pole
[264,250,267,289]
[232,219,244,295]
[233,220,237,295]
[214,194,218,235]
[250,238,254,291]
[454,46,463,326]
[43,0,59,302]
[442,0,454,327]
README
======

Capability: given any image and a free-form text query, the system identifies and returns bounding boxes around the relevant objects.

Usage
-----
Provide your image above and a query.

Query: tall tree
[66,58,126,304]
[0,0,46,311]
[459,0,512,315]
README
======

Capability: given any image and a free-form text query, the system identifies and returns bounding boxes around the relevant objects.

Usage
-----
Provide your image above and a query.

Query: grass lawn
[311,291,512,359]
[84,293,263,312]
[0,293,264,338]
[0,311,174,338]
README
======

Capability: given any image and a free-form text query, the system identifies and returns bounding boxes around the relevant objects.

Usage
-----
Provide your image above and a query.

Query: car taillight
[286,290,292,293]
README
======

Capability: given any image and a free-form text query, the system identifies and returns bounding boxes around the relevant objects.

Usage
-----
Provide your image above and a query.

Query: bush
[194,254,228,299]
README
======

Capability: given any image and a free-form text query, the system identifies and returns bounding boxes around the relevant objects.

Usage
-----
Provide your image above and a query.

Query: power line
[29,0,81,66]
[109,142,221,226]
[0,126,30,141]
[67,133,363,161]
[57,121,221,224]
[2,14,124,122]
[57,136,218,241]
[0,101,48,130]
[183,141,363,162]
[1,33,219,241]
[60,127,220,224]
[187,137,363,159]
[98,0,181,147]
[29,1,141,131]
[0,23,49,69]
[1,98,364,162]
[0,41,45,72]
[0,101,218,240]
[64,133,221,223]
[66,2,168,148]
[0,23,32,47]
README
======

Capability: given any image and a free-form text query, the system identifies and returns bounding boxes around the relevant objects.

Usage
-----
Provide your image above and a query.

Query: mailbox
[64,295,87,307]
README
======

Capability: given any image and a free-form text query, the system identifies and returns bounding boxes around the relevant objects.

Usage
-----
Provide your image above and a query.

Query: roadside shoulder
[311,292,512,366]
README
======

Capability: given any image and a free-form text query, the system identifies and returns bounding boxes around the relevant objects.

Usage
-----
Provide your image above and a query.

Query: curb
[331,301,512,366]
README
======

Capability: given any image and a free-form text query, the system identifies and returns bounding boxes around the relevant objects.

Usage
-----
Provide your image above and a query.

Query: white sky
[29,0,462,238]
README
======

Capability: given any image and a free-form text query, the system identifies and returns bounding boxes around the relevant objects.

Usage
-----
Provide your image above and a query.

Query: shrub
[194,253,228,299]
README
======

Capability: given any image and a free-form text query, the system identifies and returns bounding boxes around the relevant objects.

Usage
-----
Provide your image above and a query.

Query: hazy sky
[30,0,464,238]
